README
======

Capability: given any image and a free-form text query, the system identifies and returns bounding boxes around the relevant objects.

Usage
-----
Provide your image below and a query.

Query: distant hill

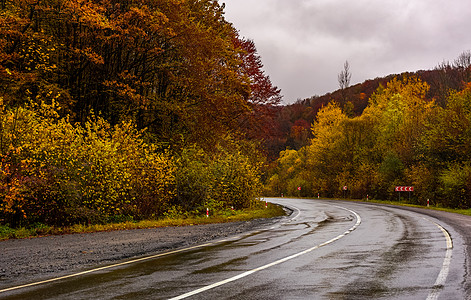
[263,52,471,159]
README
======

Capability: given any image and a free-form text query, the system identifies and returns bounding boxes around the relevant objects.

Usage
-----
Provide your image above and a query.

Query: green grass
[357,198,471,216]
[0,202,286,241]
[283,196,471,217]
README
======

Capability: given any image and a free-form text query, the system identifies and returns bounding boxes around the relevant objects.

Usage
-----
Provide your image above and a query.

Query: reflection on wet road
[1,198,468,299]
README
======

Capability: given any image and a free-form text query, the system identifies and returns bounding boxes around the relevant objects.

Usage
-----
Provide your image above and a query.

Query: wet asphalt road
[1,198,469,299]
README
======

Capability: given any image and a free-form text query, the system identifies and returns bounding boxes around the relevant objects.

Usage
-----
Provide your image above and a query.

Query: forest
[1,0,470,229]
[0,0,281,227]
[266,53,471,209]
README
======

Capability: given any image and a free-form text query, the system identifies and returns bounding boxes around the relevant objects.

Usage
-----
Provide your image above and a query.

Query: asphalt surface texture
[0,217,282,290]
[0,198,470,299]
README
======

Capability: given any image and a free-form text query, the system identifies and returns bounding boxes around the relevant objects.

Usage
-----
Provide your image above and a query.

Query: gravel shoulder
[0,216,285,290]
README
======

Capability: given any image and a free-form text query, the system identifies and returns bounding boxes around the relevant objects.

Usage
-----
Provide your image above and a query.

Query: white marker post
[206,208,209,218]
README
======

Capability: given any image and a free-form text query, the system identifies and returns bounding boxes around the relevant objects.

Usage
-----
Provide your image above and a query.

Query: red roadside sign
[395,186,414,192]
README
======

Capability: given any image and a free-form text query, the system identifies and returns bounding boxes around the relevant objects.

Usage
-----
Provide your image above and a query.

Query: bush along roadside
[0,102,272,231]
[0,200,285,241]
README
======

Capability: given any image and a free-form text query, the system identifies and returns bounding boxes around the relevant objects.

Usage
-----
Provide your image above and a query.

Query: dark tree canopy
[0,0,281,150]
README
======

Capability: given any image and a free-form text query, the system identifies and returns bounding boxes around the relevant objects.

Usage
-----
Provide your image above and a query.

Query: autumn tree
[233,37,282,143]
[0,0,277,151]
[267,76,441,201]
[0,0,279,227]
[419,84,471,207]
[305,102,348,195]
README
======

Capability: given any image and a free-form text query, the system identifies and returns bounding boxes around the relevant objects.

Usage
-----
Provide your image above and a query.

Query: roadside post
[206,208,209,218]
[427,199,430,207]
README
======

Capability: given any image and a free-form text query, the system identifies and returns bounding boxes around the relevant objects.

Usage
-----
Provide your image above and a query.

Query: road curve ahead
[1,198,468,299]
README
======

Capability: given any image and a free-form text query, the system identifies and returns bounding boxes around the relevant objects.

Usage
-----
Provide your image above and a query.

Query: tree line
[265,51,471,160]
[0,0,281,227]
[266,73,471,209]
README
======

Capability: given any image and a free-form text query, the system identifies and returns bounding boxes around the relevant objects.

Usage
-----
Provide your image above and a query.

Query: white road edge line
[0,200,298,295]
[0,242,215,294]
[169,205,361,300]
[263,197,301,222]
[288,203,302,222]
[425,219,453,300]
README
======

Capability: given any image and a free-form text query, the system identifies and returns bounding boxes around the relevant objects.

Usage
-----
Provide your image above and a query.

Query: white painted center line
[169,205,361,300]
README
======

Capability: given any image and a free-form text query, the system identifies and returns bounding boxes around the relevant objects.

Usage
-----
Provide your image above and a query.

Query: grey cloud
[222,0,471,103]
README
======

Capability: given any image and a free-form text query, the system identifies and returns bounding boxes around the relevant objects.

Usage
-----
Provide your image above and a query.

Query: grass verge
[282,196,471,217]
[356,198,471,216]
[0,202,286,241]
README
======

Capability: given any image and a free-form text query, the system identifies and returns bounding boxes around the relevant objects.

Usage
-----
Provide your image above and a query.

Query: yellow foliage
[0,103,175,226]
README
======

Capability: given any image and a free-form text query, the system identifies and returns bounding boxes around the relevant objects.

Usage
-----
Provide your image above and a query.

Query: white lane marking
[0,200,295,294]
[289,204,302,221]
[269,198,301,222]
[0,242,215,294]
[426,219,453,300]
[169,206,361,300]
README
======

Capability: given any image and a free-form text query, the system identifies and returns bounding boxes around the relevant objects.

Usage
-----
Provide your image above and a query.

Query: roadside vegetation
[362,199,471,216]
[336,197,471,216]
[0,0,282,233]
[0,101,276,231]
[0,201,284,241]
[1,0,470,240]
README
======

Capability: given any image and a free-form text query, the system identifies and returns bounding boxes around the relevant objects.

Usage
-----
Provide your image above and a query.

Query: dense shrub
[0,102,263,227]
[0,102,175,226]
[209,146,262,210]
[174,142,262,214]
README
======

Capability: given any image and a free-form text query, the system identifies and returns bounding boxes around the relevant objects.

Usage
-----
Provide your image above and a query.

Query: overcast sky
[220,0,471,104]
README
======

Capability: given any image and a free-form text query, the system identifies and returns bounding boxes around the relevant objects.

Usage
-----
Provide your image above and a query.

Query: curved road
[1,198,469,299]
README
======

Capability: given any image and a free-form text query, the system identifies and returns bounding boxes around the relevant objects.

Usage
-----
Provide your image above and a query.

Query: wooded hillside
[266,56,471,208]
[265,52,471,159]
[1,1,470,228]
[0,0,281,227]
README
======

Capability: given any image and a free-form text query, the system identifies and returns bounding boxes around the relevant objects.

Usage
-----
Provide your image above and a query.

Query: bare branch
[338,60,351,90]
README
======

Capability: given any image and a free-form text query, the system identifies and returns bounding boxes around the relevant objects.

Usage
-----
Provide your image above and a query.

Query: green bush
[0,102,264,228]
[173,140,263,214]
[439,163,471,208]
[0,102,175,226]
[210,146,262,209]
